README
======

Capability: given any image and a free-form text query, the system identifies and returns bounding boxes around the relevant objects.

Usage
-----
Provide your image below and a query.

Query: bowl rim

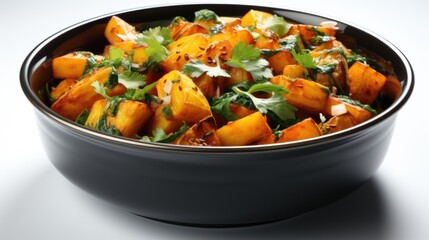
[20,2,414,153]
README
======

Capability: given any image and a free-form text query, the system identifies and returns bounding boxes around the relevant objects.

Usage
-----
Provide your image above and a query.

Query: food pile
[48,9,402,146]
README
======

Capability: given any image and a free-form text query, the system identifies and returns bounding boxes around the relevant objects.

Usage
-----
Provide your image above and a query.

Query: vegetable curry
[48,9,402,146]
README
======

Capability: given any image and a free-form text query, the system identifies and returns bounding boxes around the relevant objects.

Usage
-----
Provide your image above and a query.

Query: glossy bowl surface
[20,3,413,226]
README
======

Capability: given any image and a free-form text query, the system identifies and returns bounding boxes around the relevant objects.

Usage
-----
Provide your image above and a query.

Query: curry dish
[47,9,402,146]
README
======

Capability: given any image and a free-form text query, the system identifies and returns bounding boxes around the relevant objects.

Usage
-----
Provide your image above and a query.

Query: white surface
[1,0,427,239]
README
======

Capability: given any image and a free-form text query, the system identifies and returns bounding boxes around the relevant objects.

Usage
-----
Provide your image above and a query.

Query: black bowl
[20,3,413,226]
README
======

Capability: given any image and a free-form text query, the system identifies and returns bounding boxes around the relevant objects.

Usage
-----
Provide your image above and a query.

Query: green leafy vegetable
[194,9,219,21]
[232,83,296,121]
[109,47,126,60]
[182,58,230,78]
[141,122,189,143]
[138,26,173,46]
[262,15,291,37]
[136,27,172,68]
[96,113,122,136]
[226,42,273,81]
[291,48,316,69]
[118,71,146,89]
[337,95,378,115]
[211,92,249,121]
[76,109,90,125]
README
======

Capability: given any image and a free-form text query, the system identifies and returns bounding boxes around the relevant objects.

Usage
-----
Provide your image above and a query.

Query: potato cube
[150,105,183,135]
[51,67,126,121]
[323,96,372,124]
[160,33,208,72]
[257,118,321,144]
[50,78,77,100]
[104,16,138,45]
[156,70,212,124]
[241,10,273,28]
[270,75,329,114]
[52,52,89,79]
[173,117,220,146]
[347,62,387,104]
[216,112,271,146]
[85,99,152,138]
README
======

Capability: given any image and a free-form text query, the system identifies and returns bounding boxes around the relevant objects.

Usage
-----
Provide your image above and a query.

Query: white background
[1,0,428,239]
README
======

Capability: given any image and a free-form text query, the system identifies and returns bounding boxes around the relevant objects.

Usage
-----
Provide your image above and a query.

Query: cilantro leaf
[210,92,240,121]
[182,58,230,78]
[96,113,122,136]
[109,47,126,60]
[138,26,173,47]
[232,84,296,121]
[262,15,291,37]
[124,80,158,101]
[92,81,110,100]
[247,83,288,95]
[226,42,273,81]
[143,38,170,67]
[291,48,317,69]
[136,27,172,68]
[118,71,146,89]
[337,95,377,115]
[229,41,260,63]
[142,122,189,143]
[194,9,219,21]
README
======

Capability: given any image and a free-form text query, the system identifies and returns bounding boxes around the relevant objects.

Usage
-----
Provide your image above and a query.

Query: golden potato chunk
[322,96,372,124]
[241,10,273,28]
[50,78,77,100]
[216,112,271,146]
[160,33,208,72]
[52,52,89,79]
[104,16,138,45]
[257,118,322,144]
[347,62,387,104]
[85,99,152,138]
[150,105,183,135]
[51,67,126,121]
[173,117,220,146]
[271,75,329,114]
[156,70,212,124]
[323,113,357,134]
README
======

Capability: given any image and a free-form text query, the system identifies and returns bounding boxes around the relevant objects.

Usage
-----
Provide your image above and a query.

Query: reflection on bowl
[20,3,413,226]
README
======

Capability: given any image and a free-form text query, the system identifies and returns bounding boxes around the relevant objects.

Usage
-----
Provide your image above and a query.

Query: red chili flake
[176,55,182,61]
[179,86,183,91]
[184,53,190,61]
[196,53,203,58]
[199,46,205,50]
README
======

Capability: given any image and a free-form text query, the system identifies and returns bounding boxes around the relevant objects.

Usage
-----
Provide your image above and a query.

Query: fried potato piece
[156,70,212,124]
[322,113,357,134]
[347,61,387,104]
[257,117,322,144]
[150,105,183,135]
[50,78,77,100]
[216,112,271,146]
[51,67,126,121]
[322,96,373,124]
[52,52,89,79]
[160,33,208,72]
[241,9,273,29]
[271,75,329,114]
[173,117,220,146]
[85,99,152,138]
[104,16,138,44]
